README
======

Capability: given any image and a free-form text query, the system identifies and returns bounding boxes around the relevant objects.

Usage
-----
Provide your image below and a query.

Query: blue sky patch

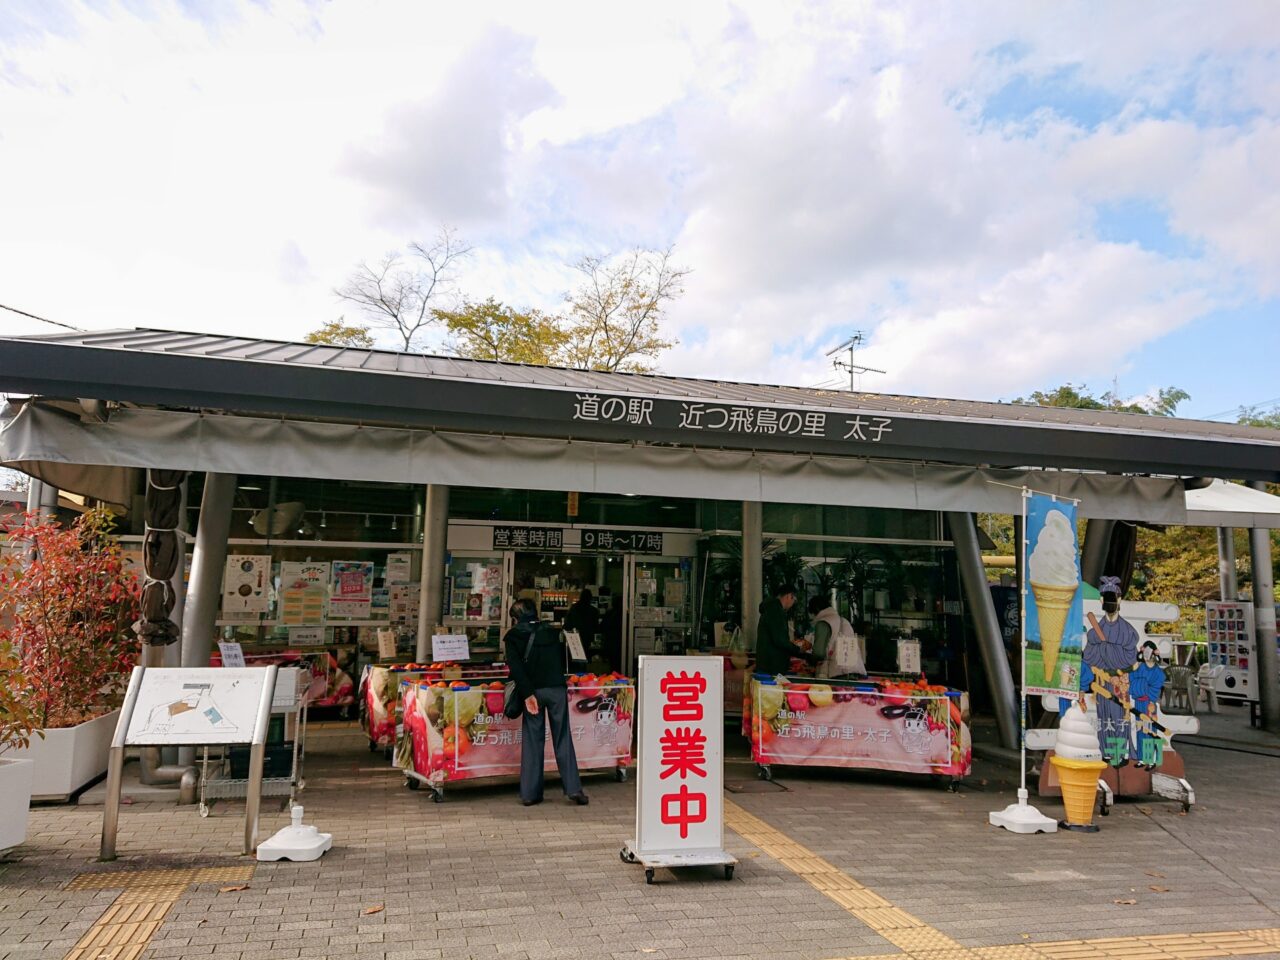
[982,64,1126,130]
[1094,200,1200,258]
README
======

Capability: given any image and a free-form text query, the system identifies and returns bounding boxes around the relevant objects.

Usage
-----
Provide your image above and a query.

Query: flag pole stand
[990,488,1058,835]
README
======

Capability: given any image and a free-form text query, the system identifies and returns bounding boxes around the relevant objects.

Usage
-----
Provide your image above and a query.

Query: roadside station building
[2,327,1279,742]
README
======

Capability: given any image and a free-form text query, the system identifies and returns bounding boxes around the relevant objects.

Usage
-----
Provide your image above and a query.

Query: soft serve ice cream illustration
[1051,698,1107,830]
[1028,509,1079,682]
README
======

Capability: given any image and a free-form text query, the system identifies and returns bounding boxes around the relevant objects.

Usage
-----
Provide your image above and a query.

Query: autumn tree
[560,247,686,373]
[1016,382,1188,416]
[304,319,374,348]
[335,226,470,351]
[433,298,570,365]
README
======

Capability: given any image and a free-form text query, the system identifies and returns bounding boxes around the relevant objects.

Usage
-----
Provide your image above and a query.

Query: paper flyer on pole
[1024,494,1084,698]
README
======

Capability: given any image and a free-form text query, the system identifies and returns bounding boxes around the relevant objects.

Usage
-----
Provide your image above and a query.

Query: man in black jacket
[754,583,820,675]
[504,598,588,807]
[562,589,599,663]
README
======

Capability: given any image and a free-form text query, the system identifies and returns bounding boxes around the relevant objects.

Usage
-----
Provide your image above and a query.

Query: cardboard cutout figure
[1081,575,1140,764]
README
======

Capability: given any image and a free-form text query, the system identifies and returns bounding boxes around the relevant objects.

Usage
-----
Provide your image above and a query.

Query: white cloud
[0,0,1275,401]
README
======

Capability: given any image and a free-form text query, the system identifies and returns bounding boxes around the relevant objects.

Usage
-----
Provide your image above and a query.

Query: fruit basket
[395,672,634,802]
[745,674,971,787]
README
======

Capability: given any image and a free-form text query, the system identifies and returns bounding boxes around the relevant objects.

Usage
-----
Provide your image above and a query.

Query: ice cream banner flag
[1024,494,1084,698]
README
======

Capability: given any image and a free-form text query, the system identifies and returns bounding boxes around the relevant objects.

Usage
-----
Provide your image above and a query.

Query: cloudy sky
[1,1,1277,419]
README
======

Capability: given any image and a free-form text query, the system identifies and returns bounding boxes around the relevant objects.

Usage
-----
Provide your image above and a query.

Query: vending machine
[1205,600,1256,701]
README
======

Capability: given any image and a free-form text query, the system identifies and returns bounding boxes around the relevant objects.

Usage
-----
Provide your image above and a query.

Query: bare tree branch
[333,226,471,351]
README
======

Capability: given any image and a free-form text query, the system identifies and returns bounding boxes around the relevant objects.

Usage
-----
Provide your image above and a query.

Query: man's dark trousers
[520,686,583,802]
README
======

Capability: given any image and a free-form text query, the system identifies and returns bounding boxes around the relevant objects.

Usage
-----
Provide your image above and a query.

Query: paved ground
[2,706,1278,960]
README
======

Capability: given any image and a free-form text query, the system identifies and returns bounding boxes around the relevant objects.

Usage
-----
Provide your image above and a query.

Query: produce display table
[361,665,429,751]
[396,672,635,801]
[745,675,971,787]
[362,662,509,752]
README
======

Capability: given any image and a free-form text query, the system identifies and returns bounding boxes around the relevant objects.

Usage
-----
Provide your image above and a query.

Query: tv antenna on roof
[826,332,885,391]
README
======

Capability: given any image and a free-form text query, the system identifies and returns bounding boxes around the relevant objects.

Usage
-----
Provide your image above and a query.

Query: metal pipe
[181,474,236,669]
[1080,518,1115,589]
[415,484,450,662]
[244,665,279,855]
[948,511,1019,750]
[1246,484,1279,732]
[101,666,146,861]
[741,501,763,650]
[178,473,235,768]
[1217,527,1238,601]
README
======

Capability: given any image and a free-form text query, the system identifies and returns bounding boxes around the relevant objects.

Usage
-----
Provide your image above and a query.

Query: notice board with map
[123,667,275,746]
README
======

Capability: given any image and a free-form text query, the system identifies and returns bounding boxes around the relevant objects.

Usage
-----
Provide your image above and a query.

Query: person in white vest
[807,596,866,679]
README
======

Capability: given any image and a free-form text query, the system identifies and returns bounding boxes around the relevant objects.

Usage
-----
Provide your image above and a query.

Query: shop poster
[279,561,329,625]
[389,583,420,628]
[386,552,413,585]
[330,560,374,618]
[222,555,270,617]
[398,679,634,786]
[1024,494,1084,698]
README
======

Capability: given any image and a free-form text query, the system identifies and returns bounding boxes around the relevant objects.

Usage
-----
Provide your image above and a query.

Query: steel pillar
[416,484,450,662]
[741,501,763,650]
[949,511,1019,750]
[181,473,236,669]
[1247,484,1279,731]
[1080,518,1115,589]
[1217,527,1238,601]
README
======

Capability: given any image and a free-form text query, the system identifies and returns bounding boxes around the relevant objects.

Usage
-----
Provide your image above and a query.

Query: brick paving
[1,715,1278,960]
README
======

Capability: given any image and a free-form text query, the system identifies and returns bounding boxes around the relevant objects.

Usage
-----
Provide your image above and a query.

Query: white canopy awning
[1184,478,1280,529]
[1,402,1190,523]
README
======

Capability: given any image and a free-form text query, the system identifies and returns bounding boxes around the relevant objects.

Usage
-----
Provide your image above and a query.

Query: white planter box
[12,709,120,801]
[0,757,34,850]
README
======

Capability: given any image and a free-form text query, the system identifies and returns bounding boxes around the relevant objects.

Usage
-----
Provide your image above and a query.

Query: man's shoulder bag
[503,627,536,719]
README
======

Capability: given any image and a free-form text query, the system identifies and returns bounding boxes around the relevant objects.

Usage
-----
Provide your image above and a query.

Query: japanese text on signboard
[491,526,564,551]
[572,393,893,444]
[657,670,709,839]
[581,529,664,554]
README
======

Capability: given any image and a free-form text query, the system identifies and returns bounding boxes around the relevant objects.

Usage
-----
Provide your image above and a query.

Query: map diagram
[125,668,271,745]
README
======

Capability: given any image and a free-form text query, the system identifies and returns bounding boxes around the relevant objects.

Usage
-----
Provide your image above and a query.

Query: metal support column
[1247,484,1279,731]
[741,501,763,650]
[948,511,1019,750]
[416,484,450,663]
[1080,518,1115,589]
[1217,527,1238,601]
[181,474,236,669]
[26,477,58,518]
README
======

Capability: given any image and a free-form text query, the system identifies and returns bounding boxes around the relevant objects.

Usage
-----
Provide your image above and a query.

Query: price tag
[217,641,246,668]
[564,629,587,662]
[432,634,470,662]
[377,629,398,661]
[289,626,324,645]
[897,638,921,675]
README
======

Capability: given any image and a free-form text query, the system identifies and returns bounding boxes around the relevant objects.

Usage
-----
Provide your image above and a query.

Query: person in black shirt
[562,589,600,662]
[504,598,588,807]
[599,594,624,673]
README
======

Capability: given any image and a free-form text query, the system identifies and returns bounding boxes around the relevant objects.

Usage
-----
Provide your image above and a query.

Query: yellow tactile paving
[726,798,1280,960]
[62,864,256,960]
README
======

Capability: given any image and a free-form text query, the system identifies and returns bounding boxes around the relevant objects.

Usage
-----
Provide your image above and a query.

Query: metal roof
[2,327,1278,480]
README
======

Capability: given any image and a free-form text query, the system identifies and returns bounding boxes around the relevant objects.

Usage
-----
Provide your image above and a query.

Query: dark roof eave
[2,336,1278,482]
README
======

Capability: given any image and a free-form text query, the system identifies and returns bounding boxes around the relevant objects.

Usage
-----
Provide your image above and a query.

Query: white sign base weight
[620,841,737,884]
[989,788,1058,834]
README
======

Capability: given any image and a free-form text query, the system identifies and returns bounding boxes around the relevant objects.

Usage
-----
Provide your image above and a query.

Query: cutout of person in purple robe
[1082,575,1139,764]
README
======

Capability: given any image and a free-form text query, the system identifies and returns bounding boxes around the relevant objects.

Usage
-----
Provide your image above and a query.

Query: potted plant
[0,508,140,801]
[0,639,38,850]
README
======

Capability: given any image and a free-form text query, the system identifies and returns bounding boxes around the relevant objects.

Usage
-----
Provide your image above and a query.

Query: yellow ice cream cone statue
[1031,581,1075,682]
[1050,755,1105,832]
